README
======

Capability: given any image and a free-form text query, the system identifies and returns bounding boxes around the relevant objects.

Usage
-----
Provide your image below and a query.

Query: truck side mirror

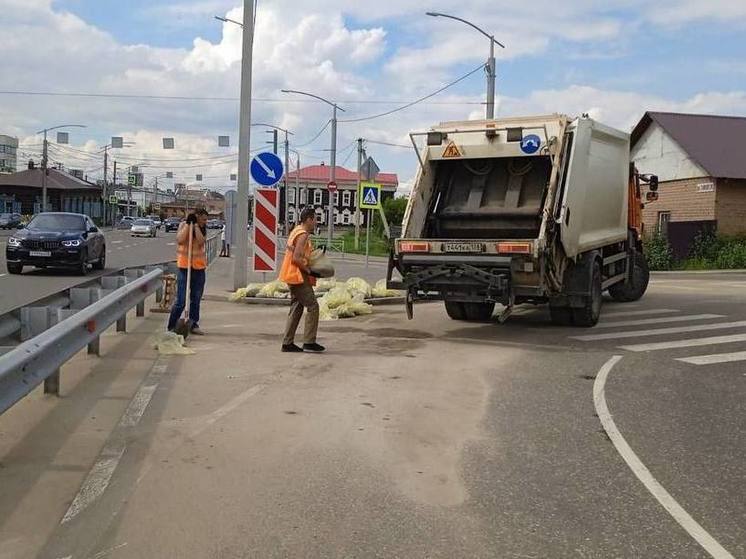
[648,175,659,191]
[646,192,659,202]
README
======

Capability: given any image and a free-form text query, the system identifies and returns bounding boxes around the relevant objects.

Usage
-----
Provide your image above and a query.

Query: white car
[147,215,162,229]
[131,219,157,237]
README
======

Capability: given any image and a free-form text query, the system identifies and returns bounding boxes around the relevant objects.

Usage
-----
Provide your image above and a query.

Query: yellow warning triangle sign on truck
[442,141,462,158]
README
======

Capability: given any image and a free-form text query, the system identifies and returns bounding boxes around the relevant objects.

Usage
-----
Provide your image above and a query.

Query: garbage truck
[387,114,658,326]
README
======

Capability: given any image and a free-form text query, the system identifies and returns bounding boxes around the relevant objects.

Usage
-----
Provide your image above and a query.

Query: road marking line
[595,314,724,329]
[60,360,168,524]
[0,273,6,278]
[593,356,735,559]
[572,320,746,342]
[677,351,746,365]
[112,241,123,244]
[602,309,679,319]
[620,333,746,352]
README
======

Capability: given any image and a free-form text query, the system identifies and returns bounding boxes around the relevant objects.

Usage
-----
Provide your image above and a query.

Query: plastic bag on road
[372,279,402,298]
[324,286,353,309]
[345,277,372,298]
[319,299,340,321]
[309,248,335,278]
[258,280,289,298]
[151,331,195,355]
[230,283,264,301]
[314,278,337,293]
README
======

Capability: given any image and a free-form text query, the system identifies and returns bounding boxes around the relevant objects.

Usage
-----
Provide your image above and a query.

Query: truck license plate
[29,250,52,257]
[443,242,484,253]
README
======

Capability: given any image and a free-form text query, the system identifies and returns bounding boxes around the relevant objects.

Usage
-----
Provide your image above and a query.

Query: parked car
[117,216,135,230]
[147,215,163,229]
[207,219,224,230]
[5,212,106,275]
[0,213,22,229]
[164,217,182,232]
[131,219,157,237]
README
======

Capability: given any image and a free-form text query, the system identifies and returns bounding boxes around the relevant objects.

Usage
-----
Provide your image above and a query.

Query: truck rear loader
[387,114,658,326]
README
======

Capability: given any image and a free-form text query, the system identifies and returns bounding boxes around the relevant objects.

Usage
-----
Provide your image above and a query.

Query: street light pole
[425,12,504,119]
[37,124,86,213]
[234,0,255,290]
[281,90,344,247]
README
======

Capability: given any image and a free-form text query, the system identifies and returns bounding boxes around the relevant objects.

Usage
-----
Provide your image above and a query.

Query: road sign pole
[284,131,289,232]
[328,104,337,247]
[41,130,48,213]
[234,0,255,290]
[365,208,371,269]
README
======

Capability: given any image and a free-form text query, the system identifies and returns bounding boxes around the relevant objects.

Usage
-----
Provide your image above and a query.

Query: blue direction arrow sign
[250,152,284,187]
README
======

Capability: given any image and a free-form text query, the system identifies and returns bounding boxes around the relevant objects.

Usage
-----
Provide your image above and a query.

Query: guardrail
[0,232,222,416]
[277,236,345,257]
[0,268,164,414]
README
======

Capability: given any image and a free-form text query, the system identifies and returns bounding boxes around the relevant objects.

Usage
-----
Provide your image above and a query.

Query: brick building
[631,112,746,258]
[284,163,398,227]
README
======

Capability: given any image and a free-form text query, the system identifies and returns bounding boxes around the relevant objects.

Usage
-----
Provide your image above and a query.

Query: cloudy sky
[2,0,745,194]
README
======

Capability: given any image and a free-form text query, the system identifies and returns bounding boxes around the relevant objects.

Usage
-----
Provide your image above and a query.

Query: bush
[645,231,674,270]
[683,231,746,270]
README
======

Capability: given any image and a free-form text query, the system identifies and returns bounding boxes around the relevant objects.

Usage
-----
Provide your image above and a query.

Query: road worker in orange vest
[280,207,325,353]
[168,208,209,335]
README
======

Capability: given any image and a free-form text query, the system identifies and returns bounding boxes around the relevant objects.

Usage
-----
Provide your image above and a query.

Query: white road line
[593,356,735,559]
[595,314,725,329]
[60,360,168,524]
[0,273,6,278]
[112,240,123,244]
[572,320,746,342]
[620,333,746,352]
[677,351,746,366]
[601,309,679,319]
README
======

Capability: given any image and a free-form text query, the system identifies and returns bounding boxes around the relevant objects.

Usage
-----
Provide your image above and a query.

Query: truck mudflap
[387,252,512,317]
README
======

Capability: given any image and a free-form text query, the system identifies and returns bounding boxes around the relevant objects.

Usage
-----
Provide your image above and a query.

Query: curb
[203,294,405,307]
[651,269,746,275]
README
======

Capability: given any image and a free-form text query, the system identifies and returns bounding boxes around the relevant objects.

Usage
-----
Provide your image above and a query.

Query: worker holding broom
[280,207,325,353]
[168,208,209,336]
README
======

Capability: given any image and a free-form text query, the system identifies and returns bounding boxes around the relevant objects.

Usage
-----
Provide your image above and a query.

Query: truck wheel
[549,305,574,326]
[609,252,650,302]
[464,302,496,322]
[444,301,467,320]
[572,260,602,327]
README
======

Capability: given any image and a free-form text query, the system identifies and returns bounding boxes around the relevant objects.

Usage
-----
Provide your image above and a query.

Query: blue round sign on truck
[250,152,284,187]
[520,134,542,155]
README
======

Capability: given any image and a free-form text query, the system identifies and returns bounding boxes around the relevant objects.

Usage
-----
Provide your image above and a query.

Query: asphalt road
[1,269,745,558]
[0,227,180,314]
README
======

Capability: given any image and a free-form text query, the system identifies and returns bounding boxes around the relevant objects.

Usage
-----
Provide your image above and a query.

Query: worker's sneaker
[190,326,205,336]
[282,343,303,353]
[302,343,326,353]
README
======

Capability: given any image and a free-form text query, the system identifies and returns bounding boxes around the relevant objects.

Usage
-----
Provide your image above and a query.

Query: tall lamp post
[426,12,505,119]
[216,5,254,289]
[37,124,86,212]
[281,89,344,246]
[252,123,294,233]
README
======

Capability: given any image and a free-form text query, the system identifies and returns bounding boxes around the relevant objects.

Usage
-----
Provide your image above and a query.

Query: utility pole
[111,159,116,225]
[329,105,338,246]
[41,131,48,213]
[354,137,363,249]
[283,130,289,232]
[104,149,109,224]
[127,166,133,217]
[266,129,278,154]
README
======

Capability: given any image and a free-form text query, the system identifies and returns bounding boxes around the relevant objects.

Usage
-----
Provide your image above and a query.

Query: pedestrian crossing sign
[360,181,381,209]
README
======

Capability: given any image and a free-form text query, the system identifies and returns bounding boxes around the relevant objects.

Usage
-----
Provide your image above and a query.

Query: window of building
[315,208,324,224]
[342,210,352,225]
[300,188,308,204]
[313,189,322,205]
[657,211,671,236]
[288,188,296,204]
[288,208,296,224]
[342,190,351,206]
[332,192,339,206]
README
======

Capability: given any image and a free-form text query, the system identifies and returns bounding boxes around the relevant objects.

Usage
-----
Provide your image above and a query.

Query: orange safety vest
[177,225,207,270]
[279,226,314,285]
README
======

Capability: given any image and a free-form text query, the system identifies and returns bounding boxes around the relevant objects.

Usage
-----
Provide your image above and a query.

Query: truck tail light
[496,242,532,254]
[399,241,430,253]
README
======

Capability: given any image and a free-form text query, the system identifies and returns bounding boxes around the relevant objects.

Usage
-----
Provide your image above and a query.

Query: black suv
[0,213,22,229]
[164,217,182,232]
[5,213,106,275]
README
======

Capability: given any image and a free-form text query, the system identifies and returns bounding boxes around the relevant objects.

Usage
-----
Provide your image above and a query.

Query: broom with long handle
[174,222,194,338]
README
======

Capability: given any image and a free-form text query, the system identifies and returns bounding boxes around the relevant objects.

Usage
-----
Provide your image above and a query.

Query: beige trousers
[283,280,319,345]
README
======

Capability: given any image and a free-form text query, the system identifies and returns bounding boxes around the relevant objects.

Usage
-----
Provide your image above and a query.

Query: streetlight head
[426,12,443,17]
[214,16,227,22]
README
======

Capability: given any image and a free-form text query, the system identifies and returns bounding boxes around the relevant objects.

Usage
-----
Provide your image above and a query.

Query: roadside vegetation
[645,230,746,270]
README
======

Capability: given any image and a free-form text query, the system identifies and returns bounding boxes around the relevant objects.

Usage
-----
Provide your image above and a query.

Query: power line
[0,90,483,106]
[294,120,331,148]
[365,140,412,149]
[339,63,486,123]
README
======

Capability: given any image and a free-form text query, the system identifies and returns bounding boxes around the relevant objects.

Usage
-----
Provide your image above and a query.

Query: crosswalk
[570,308,746,367]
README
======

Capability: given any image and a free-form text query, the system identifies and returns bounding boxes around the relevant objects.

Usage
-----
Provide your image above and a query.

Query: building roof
[631,112,746,179]
[0,167,101,191]
[286,164,398,186]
